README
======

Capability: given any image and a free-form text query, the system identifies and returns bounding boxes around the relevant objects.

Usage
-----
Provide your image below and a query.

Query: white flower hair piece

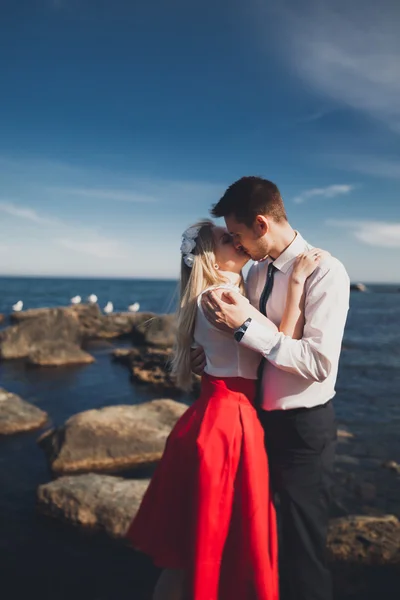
[180,225,201,268]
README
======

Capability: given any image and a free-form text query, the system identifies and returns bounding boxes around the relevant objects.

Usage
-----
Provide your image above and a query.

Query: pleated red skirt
[126,373,279,600]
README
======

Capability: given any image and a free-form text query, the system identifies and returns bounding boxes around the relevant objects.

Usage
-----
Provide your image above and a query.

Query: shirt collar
[270,231,310,274]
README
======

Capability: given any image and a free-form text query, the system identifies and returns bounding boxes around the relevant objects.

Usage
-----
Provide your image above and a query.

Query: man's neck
[269,224,297,260]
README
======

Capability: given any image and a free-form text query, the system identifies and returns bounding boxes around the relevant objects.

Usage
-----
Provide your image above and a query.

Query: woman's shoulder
[196,283,241,307]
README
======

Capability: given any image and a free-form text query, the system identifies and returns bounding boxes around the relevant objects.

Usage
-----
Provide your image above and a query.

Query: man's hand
[190,346,206,376]
[201,289,251,332]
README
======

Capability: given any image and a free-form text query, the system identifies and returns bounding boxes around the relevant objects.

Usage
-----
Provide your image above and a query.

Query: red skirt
[126,373,279,600]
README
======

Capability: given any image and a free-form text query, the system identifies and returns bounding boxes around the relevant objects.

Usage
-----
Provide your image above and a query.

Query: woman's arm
[279,249,326,339]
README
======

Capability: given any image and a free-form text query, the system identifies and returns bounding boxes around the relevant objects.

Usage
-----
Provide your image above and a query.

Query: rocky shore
[1,302,399,599]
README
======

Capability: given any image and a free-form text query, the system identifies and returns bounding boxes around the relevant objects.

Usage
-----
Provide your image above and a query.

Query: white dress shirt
[241,232,350,411]
[194,285,259,380]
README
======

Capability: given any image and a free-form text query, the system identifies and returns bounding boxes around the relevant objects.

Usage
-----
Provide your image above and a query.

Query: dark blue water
[0,277,399,599]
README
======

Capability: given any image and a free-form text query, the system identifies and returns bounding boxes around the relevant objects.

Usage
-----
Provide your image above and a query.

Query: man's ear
[254,215,269,236]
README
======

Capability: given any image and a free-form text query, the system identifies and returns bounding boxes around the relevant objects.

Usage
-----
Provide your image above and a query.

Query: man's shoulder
[309,253,350,287]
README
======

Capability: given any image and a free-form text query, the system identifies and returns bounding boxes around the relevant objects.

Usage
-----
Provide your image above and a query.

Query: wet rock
[27,342,95,367]
[113,347,201,394]
[337,428,355,440]
[131,314,176,348]
[10,304,154,341]
[350,283,368,292]
[38,400,188,475]
[0,308,81,360]
[37,473,149,538]
[328,514,400,564]
[69,304,154,340]
[0,388,48,435]
[382,460,400,475]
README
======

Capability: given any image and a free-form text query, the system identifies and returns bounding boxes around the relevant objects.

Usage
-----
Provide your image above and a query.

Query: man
[191,176,350,600]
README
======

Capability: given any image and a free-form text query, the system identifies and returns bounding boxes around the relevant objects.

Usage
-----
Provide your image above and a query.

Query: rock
[37,473,149,538]
[131,314,176,348]
[382,460,400,475]
[0,304,153,364]
[0,308,81,360]
[337,428,355,440]
[0,314,4,325]
[114,347,176,389]
[38,400,188,475]
[69,304,154,340]
[10,304,155,341]
[27,341,95,367]
[0,388,48,434]
[113,347,201,393]
[350,283,368,292]
[328,515,400,564]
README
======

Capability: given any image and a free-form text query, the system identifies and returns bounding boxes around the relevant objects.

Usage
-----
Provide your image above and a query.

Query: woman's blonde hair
[171,219,244,390]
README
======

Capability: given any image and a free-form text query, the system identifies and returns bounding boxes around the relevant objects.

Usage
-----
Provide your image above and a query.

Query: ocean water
[0,277,399,599]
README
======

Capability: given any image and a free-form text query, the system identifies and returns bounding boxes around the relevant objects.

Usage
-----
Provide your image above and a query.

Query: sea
[0,276,399,600]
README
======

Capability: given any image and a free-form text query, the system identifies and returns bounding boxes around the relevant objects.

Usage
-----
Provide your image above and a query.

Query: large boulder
[0,308,81,360]
[69,305,154,340]
[27,341,95,367]
[10,304,155,341]
[0,388,48,434]
[131,314,176,348]
[37,473,149,538]
[38,400,188,475]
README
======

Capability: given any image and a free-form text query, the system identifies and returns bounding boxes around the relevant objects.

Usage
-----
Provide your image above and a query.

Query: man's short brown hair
[211,176,287,227]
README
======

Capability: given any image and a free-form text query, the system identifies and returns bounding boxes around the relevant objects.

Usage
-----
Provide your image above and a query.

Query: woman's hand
[291,249,329,285]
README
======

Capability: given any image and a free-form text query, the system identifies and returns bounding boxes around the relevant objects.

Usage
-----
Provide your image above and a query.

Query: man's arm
[240,260,350,382]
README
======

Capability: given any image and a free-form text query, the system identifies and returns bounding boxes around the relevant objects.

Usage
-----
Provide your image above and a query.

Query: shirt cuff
[239,318,280,355]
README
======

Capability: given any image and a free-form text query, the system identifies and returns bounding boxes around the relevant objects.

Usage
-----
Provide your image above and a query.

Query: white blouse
[193,284,259,380]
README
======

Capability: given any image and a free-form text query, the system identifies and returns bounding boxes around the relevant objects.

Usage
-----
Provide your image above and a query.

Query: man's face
[225,214,270,261]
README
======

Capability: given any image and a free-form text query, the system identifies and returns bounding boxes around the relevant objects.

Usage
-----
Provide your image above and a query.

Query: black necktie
[259,261,276,317]
[255,262,277,409]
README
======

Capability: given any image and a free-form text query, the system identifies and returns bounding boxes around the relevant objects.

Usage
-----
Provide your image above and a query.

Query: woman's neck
[219,271,241,286]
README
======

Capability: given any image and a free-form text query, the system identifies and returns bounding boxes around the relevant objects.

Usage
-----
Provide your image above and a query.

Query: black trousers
[259,401,337,600]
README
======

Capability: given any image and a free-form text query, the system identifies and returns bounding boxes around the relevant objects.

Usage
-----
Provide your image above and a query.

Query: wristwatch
[234,317,252,342]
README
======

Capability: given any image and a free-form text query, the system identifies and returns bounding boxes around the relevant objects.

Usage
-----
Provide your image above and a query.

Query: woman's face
[212,226,251,273]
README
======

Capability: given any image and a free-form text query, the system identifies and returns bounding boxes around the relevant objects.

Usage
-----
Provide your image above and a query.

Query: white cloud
[0,155,225,277]
[331,155,400,180]
[0,201,58,226]
[0,199,129,260]
[328,219,400,248]
[293,184,353,204]
[274,0,400,132]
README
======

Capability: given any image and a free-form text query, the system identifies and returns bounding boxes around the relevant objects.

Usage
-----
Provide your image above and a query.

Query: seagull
[128,302,140,313]
[12,300,23,312]
[103,301,113,314]
[87,294,98,304]
[70,296,81,305]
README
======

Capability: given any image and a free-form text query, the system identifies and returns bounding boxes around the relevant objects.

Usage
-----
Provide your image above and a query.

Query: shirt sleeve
[239,259,350,382]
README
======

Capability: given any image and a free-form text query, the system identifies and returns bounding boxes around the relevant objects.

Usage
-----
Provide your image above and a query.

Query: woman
[126,220,325,600]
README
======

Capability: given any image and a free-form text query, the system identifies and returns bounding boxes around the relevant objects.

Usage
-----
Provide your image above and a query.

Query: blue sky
[0,0,399,282]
